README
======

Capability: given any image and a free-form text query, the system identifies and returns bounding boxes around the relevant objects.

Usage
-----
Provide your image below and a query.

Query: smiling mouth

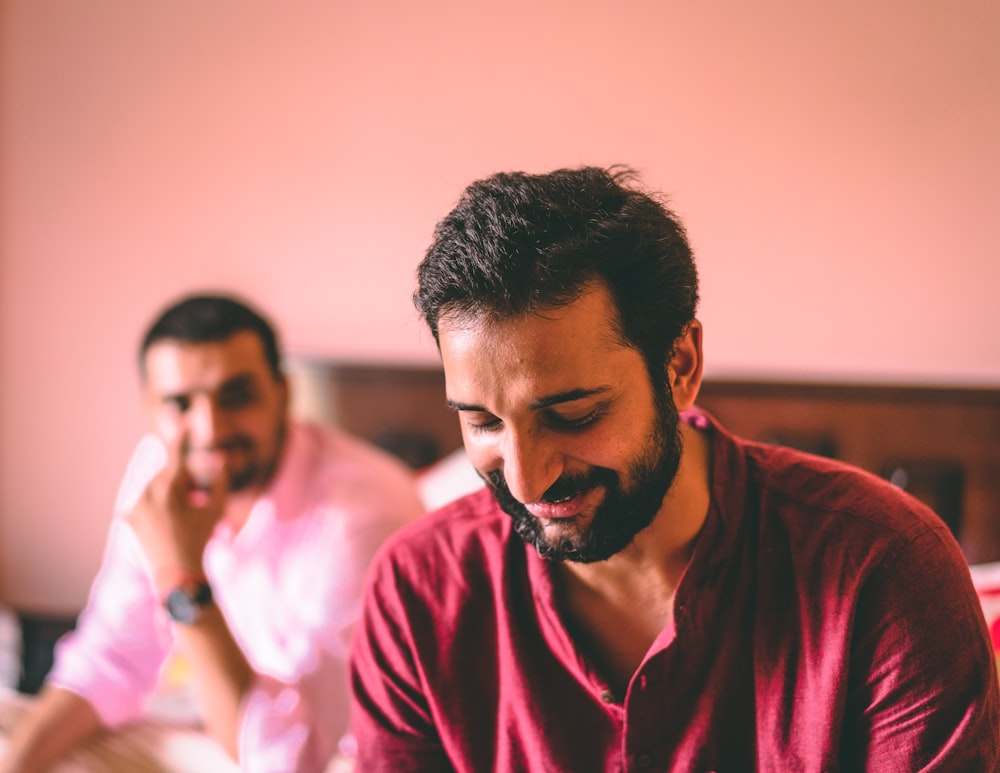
[525,490,594,520]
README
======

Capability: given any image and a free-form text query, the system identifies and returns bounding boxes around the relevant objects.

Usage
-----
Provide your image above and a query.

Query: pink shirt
[351,409,1000,772]
[51,421,425,772]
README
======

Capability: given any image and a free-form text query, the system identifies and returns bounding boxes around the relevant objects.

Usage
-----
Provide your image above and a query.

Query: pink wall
[1,1,998,612]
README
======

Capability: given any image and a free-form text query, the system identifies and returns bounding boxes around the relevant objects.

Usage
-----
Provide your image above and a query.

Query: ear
[666,320,703,412]
[276,372,292,416]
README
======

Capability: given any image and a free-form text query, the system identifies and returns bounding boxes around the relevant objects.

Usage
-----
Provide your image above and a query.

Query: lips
[525,491,591,520]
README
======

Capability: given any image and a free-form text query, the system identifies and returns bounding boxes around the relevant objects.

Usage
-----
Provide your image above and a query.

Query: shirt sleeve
[349,551,455,773]
[843,523,1000,770]
[47,435,169,726]
[48,518,169,727]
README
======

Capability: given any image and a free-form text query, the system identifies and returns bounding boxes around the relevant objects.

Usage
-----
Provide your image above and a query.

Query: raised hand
[126,430,229,583]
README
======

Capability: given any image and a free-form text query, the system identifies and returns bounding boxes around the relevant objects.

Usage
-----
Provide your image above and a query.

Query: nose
[500,427,563,504]
[186,395,223,448]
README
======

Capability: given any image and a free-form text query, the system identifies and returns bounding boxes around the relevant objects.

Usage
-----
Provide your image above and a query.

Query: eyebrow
[218,373,259,391]
[159,371,260,400]
[446,386,612,413]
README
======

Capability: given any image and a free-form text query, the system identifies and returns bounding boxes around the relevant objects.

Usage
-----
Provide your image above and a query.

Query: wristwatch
[163,580,214,625]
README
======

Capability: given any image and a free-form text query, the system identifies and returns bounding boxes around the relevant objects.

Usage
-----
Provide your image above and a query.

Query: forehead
[438,286,639,401]
[143,331,273,393]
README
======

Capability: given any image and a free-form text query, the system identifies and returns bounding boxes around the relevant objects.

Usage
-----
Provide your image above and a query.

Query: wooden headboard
[289,361,1000,565]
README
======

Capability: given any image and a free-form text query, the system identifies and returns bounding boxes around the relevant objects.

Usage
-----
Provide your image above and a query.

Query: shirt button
[599,690,615,703]
[635,752,652,769]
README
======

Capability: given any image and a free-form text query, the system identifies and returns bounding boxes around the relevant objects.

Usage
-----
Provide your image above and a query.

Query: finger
[163,425,190,479]
[165,427,200,507]
[141,432,187,510]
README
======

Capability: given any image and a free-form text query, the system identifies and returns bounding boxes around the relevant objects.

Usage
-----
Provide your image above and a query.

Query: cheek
[459,429,505,479]
[574,438,622,472]
[244,407,285,445]
[575,420,648,473]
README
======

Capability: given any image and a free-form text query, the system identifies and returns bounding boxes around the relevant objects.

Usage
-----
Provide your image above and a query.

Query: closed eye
[464,414,503,433]
[547,408,602,432]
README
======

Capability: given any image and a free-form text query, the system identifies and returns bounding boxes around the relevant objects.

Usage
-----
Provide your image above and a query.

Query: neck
[224,423,288,533]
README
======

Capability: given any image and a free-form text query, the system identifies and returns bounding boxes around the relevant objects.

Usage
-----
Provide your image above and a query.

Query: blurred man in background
[1,293,424,773]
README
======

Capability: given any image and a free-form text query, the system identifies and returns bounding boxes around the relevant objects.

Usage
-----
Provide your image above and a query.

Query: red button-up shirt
[351,410,1000,771]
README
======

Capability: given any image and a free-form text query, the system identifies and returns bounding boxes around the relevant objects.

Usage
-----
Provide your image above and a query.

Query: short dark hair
[414,165,699,382]
[139,294,283,380]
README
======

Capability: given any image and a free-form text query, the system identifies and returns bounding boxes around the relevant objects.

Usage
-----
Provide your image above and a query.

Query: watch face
[165,583,212,625]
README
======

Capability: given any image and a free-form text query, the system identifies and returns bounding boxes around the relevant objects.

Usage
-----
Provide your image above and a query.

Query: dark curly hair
[415,165,699,385]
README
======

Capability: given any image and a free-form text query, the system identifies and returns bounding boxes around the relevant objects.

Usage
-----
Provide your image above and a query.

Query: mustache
[486,468,612,504]
[183,436,254,455]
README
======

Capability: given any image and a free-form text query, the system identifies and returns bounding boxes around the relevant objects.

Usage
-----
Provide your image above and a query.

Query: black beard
[486,388,683,564]
[194,421,286,493]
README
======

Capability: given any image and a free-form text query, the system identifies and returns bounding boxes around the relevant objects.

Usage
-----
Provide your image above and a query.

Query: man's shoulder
[726,437,955,572]
[698,409,949,563]
[271,421,425,526]
[387,487,506,555]
[371,488,511,592]
[744,439,940,532]
[289,421,419,488]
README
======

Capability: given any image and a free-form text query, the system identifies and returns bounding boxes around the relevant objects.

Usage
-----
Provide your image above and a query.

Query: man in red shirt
[350,166,1000,771]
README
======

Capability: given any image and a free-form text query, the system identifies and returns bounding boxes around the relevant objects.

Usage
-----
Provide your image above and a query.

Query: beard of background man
[182,420,286,495]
